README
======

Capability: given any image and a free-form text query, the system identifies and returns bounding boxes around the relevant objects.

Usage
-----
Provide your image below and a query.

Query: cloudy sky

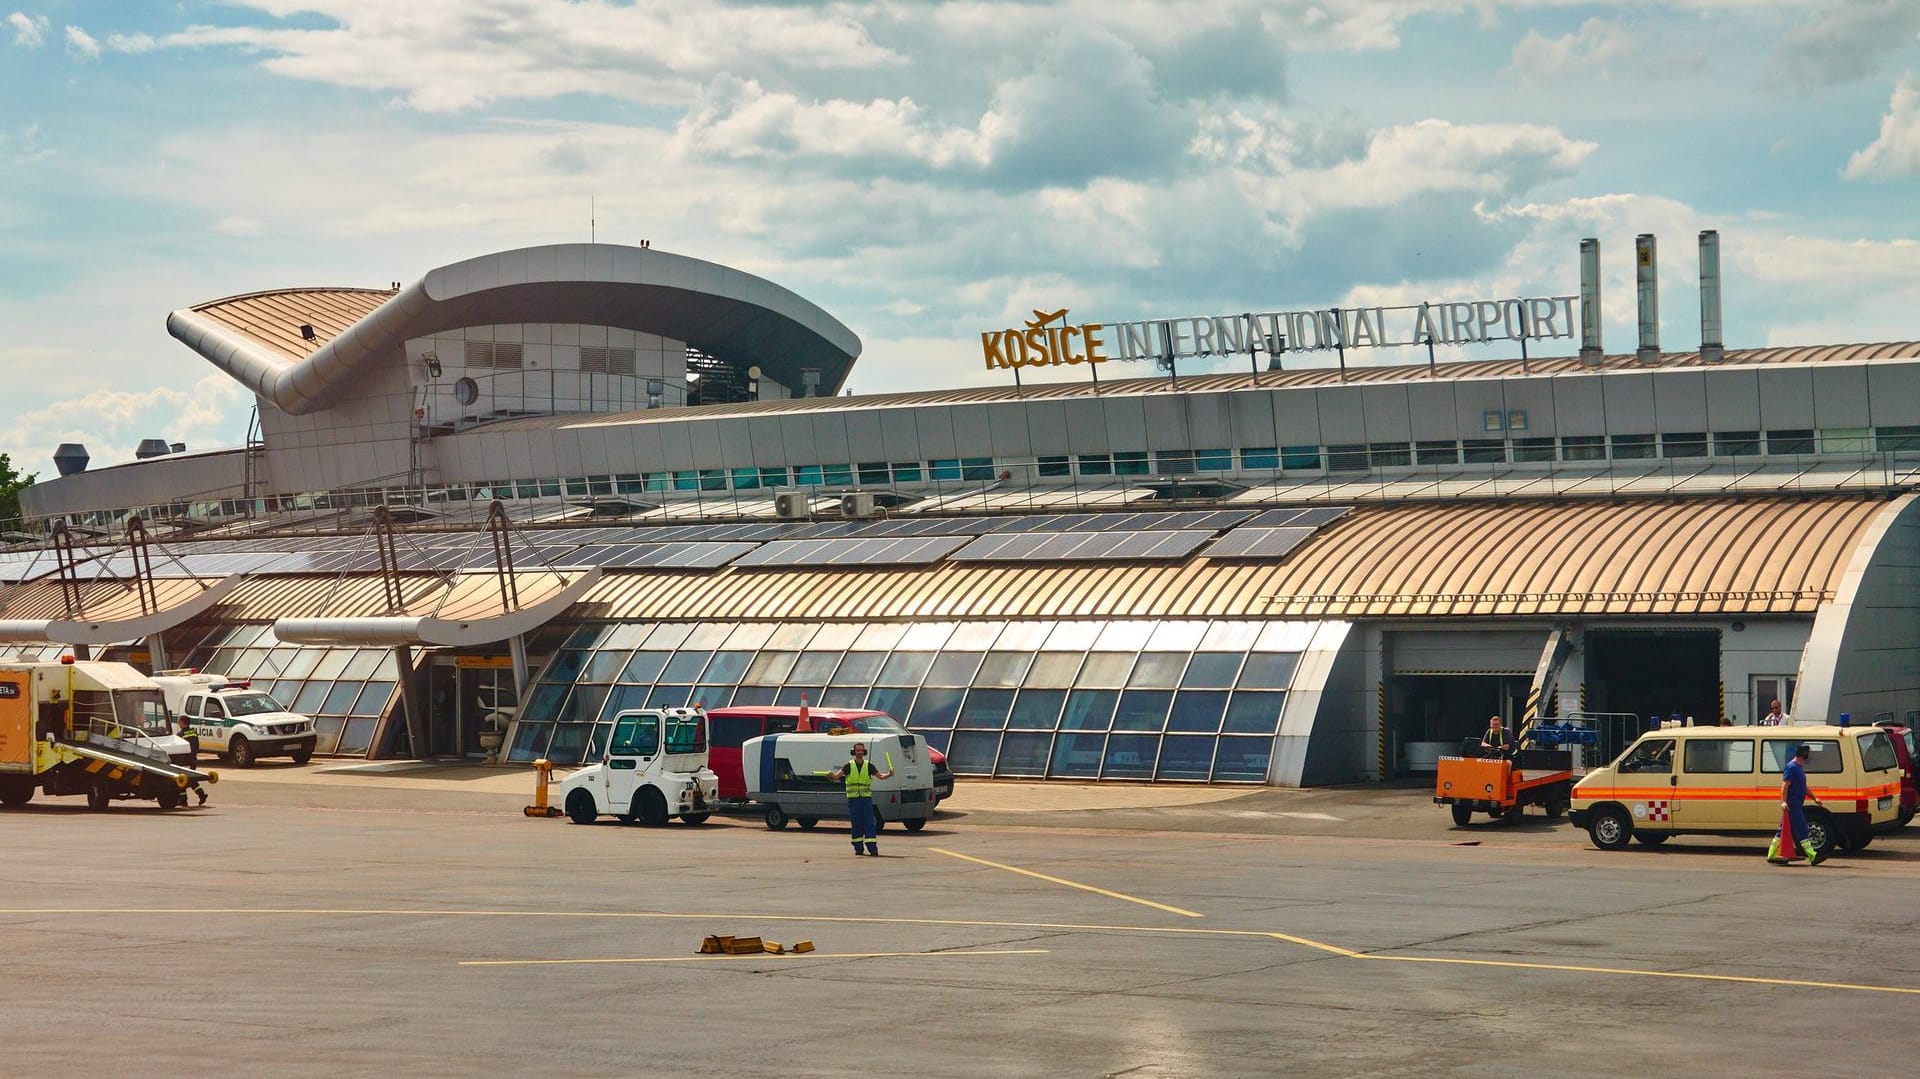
[3,1,1919,480]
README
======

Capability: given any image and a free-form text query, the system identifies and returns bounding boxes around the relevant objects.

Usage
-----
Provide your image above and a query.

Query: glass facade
[182,624,401,756]
[509,619,1308,781]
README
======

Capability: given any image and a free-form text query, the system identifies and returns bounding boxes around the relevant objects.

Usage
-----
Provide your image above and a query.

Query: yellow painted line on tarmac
[10,906,1919,996]
[460,948,1049,967]
[928,847,1204,919]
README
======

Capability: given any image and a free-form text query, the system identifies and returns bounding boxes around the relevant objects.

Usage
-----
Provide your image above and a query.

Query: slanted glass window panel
[789,651,841,684]
[997,732,1052,775]
[1043,621,1101,650]
[700,650,754,684]
[745,651,799,684]
[1767,429,1815,455]
[975,652,1031,688]
[946,731,1001,774]
[230,649,269,678]
[820,687,867,708]
[311,717,345,755]
[994,622,1052,651]
[588,723,615,760]
[332,717,374,756]
[775,686,822,706]
[281,650,324,679]
[567,624,615,648]
[1182,653,1242,688]
[1050,733,1105,777]
[661,651,711,683]
[581,650,629,682]
[294,682,331,713]
[917,730,951,754]
[1560,434,1606,461]
[524,683,569,722]
[351,682,395,716]
[909,687,965,728]
[853,623,909,650]
[833,651,887,684]
[957,689,1015,729]
[1819,427,1871,453]
[1113,690,1173,731]
[690,686,735,709]
[1199,621,1261,651]
[1127,653,1188,688]
[1077,652,1135,688]
[341,649,385,680]
[1157,736,1217,780]
[879,651,935,685]
[721,623,777,650]
[1254,622,1315,652]
[1102,734,1159,778]
[563,685,609,722]
[730,686,778,706]
[646,684,693,708]
[1093,621,1155,652]
[1223,692,1285,733]
[642,623,695,650]
[546,724,592,765]
[1213,737,1273,781]
[543,650,589,683]
[600,685,648,721]
[621,651,670,684]
[312,650,354,679]
[1167,691,1228,732]
[1008,689,1067,729]
[808,624,862,651]
[321,682,361,714]
[683,623,734,649]
[865,686,916,718]
[508,722,552,762]
[1145,621,1206,651]
[1060,690,1119,731]
[604,623,651,649]
[948,622,1003,650]
[1023,652,1082,688]
[1239,653,1300,689]
[899,623,956,650]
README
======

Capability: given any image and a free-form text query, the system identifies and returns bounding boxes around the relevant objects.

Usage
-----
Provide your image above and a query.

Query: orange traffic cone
[1766,807,1797,864]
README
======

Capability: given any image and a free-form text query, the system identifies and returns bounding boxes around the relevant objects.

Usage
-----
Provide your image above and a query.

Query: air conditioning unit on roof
[840,491,879,518]
[773,489,808,519]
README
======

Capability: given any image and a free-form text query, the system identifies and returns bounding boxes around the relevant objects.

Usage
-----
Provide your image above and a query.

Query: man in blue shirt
[1769,743,1826,865]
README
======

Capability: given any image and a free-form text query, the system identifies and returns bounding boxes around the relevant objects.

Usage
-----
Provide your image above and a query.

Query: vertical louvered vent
[464,340,493,367]
[579,346,635,374]
[493,342,524,369]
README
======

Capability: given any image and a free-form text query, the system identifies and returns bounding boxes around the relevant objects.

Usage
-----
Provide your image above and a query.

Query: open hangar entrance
[1581,627,1722,732]
[1384,629,1544,773]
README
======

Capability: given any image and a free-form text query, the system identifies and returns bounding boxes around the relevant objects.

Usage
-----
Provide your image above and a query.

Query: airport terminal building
[6,240,1919,785]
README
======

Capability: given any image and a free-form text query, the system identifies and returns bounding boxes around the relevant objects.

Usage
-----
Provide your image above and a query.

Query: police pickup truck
[152,672,318,766]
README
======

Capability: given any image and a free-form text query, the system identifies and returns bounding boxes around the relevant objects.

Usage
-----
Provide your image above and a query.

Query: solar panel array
[1204,526,1319,560]
[0,505,1348,584]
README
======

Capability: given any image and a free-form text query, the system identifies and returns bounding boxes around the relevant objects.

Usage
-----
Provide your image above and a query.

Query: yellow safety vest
[844,759,873,798]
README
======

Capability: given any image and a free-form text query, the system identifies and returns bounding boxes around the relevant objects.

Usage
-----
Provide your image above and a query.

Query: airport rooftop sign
[981,296,1579,371]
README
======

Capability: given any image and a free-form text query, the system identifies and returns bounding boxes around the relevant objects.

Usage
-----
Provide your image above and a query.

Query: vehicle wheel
[1450,804,1473,826]
[904,818,927,833]
[230,737,255,768]
[1587,805,1632,850]
[1633,832,1669,847]
[1849,826,1874,851]
[564,789,598,825]
[1805,811,1839,857]
[1502,805,1524,824]
[764,805,790,830]
[1545,797,1568,819]
[86,779,112,812]
[636,789,669,827]
[290,748,312,765]
[157,788,185,811]
[796,817,819,830]
[681,812,711,825]
[871,806,887,832]
[0,777,32,807]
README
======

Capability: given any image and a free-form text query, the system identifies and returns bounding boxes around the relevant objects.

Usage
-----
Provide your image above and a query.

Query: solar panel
[602,542,759,569]
[1244,506,1352,529]
[732,535,972,568]
[1205,526,1318,560]
[954,530,1213,562]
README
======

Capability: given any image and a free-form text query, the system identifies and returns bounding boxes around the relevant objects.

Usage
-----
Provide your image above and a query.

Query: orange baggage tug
[1434,724,1579,826]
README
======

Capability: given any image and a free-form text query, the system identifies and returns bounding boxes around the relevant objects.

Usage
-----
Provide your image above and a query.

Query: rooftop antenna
[591,197,596,244]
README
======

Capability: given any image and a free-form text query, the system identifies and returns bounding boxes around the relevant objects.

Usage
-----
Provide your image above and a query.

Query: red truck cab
[705,706,953,805]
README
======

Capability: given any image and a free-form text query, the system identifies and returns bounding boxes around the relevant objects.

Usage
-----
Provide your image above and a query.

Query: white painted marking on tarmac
[460,948,1050,967]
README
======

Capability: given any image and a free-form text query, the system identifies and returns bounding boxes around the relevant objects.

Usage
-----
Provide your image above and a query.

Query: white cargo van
[741,730,934,832]
[153,672,318,766]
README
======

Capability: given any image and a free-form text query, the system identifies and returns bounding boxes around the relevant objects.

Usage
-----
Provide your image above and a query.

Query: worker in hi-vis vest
[828,741,894,856]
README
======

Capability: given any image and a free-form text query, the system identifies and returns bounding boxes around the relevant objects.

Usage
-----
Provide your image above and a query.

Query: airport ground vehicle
[741,730,935,832]
[0,659,215,810]
[1433,723,1581,825]
[556,707,718,826]
[152,672,318,766]
[1872,722,1916,830]
[707,706,953,805]
[1570,723,1902,855]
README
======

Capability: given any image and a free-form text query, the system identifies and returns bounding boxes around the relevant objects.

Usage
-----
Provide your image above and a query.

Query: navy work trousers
[848,796,877,845]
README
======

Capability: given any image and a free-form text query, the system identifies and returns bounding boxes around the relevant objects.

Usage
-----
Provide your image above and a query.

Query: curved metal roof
[167,244,863,414]
[90,494,1898,625]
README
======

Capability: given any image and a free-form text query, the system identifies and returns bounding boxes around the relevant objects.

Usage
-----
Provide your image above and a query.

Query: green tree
[0,452,36,529]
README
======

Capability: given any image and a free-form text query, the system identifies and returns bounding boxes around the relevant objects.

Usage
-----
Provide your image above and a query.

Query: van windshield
[221,692,288,717]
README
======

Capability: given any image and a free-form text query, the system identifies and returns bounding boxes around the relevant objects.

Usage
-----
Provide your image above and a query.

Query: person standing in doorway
[829,742,893,856]
[1769,743,1825,866]
[1758,699,1788,726]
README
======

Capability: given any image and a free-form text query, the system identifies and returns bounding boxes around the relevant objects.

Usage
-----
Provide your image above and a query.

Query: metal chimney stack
[1698,229,1724,363]
[1579,238,1603,365]
[1635,233,1660,365]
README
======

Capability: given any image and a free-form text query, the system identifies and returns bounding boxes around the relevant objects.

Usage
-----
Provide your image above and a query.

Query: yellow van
[1569,724,1903,856]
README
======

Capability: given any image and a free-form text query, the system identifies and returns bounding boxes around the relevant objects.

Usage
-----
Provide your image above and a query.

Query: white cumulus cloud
[1505,18,1642,83]
[63,24,98,59]
[1845,74,1920,179]
[7,10,47,47]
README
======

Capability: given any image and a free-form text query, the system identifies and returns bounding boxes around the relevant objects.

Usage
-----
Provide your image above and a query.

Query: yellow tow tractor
[0,657,218,811]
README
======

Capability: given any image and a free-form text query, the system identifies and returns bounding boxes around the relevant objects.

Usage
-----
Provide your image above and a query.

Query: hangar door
[1387,629,1545,773]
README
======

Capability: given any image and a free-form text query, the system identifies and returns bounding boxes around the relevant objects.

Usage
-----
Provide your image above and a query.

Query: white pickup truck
[152,672,319,766]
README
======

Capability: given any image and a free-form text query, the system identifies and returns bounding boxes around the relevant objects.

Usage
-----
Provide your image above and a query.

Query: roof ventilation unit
[1698,230,1724,363]
[839,491,880,518]
[773,489,809,519]
[1578,238,1603,366]
[1635,233,1660,365]
[53,443,90,476]
[135,438,172,459]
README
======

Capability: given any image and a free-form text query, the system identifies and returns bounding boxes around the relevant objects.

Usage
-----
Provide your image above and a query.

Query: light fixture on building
[299,324,317,342]
[1508,410,1528,432]
[1483,410,1504,432]
[423,353,443,378]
